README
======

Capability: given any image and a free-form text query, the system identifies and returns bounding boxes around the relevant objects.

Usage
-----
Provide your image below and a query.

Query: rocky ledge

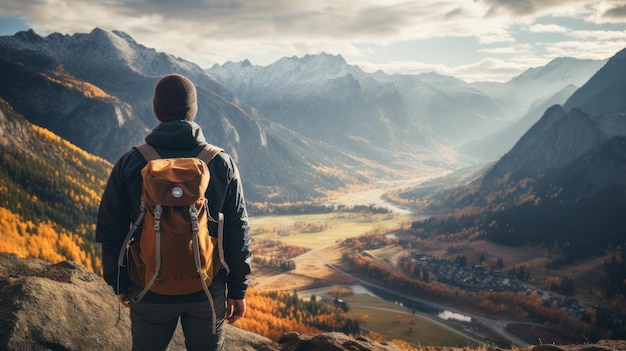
[0,253,624,351]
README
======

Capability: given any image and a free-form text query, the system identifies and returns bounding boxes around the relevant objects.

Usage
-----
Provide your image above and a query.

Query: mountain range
[209,53,605,153]
[0,28,608,204]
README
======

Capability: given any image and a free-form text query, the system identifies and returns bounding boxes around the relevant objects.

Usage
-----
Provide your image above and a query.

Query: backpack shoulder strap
[197,144,224,165]
[134,143,161,162]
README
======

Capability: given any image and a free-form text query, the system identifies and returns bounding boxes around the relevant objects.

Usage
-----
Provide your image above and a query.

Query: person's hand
[226,298,246,323]
[117,290,130,308]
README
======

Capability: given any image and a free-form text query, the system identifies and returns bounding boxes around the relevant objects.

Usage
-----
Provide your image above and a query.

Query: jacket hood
[144,120,207,150]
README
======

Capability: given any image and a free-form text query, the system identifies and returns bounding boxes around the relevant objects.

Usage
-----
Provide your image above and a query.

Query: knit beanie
[152,74,198,122]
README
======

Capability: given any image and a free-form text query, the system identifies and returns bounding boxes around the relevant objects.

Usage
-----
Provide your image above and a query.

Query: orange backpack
[117,143,227,319]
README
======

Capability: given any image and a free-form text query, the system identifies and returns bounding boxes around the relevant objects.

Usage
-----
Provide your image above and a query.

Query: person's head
[152,74,198,122]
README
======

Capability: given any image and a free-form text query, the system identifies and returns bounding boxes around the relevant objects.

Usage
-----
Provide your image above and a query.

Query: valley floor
[249,175,619,347]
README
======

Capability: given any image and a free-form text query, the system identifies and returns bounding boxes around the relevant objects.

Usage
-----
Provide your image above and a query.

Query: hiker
[96,74,251,351]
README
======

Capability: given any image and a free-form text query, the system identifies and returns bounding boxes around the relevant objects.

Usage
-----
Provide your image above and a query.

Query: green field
[249,212,407,250]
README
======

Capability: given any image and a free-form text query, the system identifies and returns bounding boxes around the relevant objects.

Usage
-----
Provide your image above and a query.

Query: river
[322,170,452,215]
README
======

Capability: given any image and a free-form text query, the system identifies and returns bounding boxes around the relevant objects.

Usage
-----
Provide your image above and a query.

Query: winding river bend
[323,170,452,215]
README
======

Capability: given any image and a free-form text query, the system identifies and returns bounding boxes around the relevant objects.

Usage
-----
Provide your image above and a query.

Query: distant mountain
[379,72,506,146]
[473,57,607,118]
[211,55,508,148]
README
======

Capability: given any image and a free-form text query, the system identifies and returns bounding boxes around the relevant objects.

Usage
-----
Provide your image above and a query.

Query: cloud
[0,0,623,82]
[541,27,626,60]
[479,43,532,55]
[529,24,569,33]
[355,57,532,83]
[602,3,626,19]
[569,29,626,40]
[478,0,590,16]
[0,0,505,42]
[451,57,532,82]
[480,0,538,16]
[0,0,515,64]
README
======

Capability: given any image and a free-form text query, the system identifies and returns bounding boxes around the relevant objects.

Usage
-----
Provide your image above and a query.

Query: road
[310,251,532,347]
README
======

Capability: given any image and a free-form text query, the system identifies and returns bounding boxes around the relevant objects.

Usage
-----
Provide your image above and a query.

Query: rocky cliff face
[0,253,274,350]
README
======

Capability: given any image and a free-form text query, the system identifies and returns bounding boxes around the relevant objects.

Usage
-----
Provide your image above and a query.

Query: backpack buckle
[154,205,162,232]
[189,205,200,233]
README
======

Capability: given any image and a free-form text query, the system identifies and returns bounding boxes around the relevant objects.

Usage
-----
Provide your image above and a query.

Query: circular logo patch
[172,186,183,198]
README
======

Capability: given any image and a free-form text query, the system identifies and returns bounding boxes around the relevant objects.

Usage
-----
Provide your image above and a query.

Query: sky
[1,0,626,82]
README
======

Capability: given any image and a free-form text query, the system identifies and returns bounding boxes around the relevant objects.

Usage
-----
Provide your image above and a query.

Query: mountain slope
[485,135,626,250]
[481,106,607,185]
[0,98,110,271]
[564,48,626,116]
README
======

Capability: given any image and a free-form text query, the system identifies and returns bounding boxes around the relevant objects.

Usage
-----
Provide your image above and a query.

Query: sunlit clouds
[0,0,625,82]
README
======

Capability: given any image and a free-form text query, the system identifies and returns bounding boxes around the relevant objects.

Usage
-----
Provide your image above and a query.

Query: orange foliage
[234,288,346,341]
[30,124,108,165]
[41,69,114,100]
[0,207,100,273]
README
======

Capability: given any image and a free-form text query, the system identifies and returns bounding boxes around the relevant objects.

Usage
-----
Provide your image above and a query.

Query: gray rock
[0,253,276,351]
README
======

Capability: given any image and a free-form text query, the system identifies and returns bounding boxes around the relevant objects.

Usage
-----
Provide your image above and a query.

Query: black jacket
[96,120,251,301]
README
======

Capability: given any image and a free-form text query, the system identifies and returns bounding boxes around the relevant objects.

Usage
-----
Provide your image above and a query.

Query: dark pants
[129,286,226,351]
